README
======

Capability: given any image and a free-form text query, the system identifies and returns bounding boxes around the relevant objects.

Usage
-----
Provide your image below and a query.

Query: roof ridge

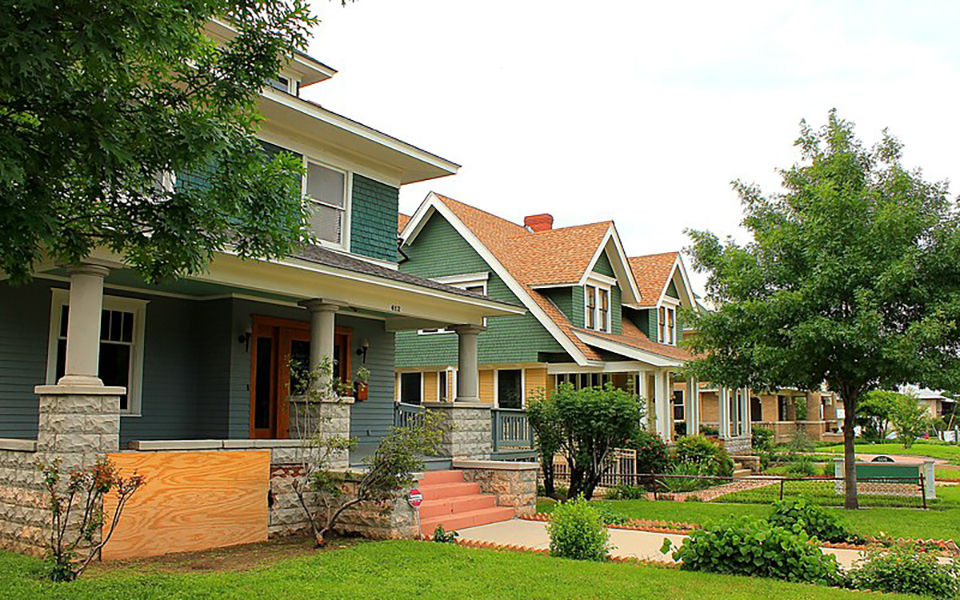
[433,193,528,233]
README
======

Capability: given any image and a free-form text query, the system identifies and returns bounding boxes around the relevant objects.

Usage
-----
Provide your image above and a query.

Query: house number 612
[390,304,402,312]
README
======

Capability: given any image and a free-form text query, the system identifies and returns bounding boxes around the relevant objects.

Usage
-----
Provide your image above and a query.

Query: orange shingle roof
[420,194,689,364]
[629,252,679,307]
[398,213,411,233]
[575,319,694,362]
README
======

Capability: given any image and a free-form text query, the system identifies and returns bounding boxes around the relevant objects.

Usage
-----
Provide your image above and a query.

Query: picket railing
[492,408,534,454]
[394,402,425,429]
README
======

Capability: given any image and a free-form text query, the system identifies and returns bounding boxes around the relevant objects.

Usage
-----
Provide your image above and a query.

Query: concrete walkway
[458,519,866,569]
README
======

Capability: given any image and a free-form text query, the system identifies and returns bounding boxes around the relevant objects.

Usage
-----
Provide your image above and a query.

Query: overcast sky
[303,1,960,293]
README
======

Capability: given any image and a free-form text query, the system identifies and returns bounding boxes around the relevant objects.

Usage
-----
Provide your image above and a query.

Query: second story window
[584,283,612,333]
[598,288,610,332]
[585,285,596,329]
[658,305,677,345]
[305,161,347,247]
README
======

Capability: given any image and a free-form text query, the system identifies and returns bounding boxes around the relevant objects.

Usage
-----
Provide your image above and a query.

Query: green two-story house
[396,192,709,444]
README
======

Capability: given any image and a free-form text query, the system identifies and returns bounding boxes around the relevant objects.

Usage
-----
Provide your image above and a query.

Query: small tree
[889,392,934,448]
[40,457,145,581]
[535,383,642,500]
[289,358,441,546]
[858,391,899,442]
[527,389,562,498]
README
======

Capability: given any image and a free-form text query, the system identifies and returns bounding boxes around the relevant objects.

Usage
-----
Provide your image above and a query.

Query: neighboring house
[0,22,530,559]
[395,193,754,452]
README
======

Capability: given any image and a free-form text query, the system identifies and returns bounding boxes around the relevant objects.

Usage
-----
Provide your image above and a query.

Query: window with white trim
[438,368,457,402]
[496,369,523,409]
[672,390,685,421]
[399,372,423,405]
[658,304,677,345]
[554,372,612,390]
[47,290,147,415]
[305,161,348,247]
[584,283,612,333]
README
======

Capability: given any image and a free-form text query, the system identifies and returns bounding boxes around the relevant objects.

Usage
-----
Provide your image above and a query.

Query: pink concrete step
[420,506,515,534]
[419,494,497,519]
[418,481,482,500]
[419,470,465,486]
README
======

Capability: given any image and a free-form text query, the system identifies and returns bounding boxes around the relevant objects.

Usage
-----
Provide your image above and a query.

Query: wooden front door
[249,316,351,439]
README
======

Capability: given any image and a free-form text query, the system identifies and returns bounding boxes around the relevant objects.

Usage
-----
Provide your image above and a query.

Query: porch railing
[394,402,425,429]
[492,408,534,454]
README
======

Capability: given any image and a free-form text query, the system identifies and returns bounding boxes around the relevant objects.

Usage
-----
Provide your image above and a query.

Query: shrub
[752,427,774,452]
[784,455,818,477]
[769,497,856,543]
[673,435,734,477]
[700,424,719,437]
[666,518,844,586]
[658,462,714,493]
[547,496,610,561]
[606,484,647,500]
[849,543,960,598]
[630,429,672,475]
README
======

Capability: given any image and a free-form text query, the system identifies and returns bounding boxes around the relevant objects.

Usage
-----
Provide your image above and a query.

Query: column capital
[299,299,342,313]
[449,324,486,335]
[66,263,110,279]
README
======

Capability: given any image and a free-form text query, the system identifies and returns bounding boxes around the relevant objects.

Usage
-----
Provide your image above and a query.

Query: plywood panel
[102,450,269,560]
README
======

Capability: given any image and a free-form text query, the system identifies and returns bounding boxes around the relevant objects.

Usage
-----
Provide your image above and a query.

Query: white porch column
[718,386,731,438]
[688,378,701,436]
[300,300,340,378]
[59,264,110,387]
[451,325,484,403]
[742,387,752,438]
[654,370,672,442]
[637,371,650,430]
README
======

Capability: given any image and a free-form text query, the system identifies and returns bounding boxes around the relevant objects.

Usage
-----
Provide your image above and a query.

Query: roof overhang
[81,246,523,331]
[574,331,686,368]
[258,91,460,185]
[636,254,699,311]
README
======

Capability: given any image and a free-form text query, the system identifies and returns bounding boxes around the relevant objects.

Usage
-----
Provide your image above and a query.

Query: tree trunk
[842,393,859,509]
[541,454,556,499]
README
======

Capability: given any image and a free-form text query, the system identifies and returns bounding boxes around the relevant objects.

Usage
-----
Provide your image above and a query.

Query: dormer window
[584,282,612,333]
[658,304,677,345]
[266,76,300,96]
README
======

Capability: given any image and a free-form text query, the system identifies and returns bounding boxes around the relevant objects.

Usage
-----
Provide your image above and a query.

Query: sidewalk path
[457,519,866,569]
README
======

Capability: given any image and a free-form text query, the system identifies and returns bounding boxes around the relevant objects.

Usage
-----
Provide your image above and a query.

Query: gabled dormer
[626,252,698,346]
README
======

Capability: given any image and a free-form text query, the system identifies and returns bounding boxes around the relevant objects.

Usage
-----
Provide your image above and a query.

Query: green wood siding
[541,287,574,321]
[611,285,622,335]
[665,279,680,299]
[592,250,615,277]
[397,213,566,367]
[350,175,400,263]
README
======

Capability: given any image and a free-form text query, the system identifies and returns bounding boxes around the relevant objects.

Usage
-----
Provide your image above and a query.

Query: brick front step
[419,494,497,519]
[420,507,516,534]
[418,481,482,500]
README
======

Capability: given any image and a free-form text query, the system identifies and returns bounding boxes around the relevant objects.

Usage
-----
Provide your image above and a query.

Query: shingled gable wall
[396,213,566,367]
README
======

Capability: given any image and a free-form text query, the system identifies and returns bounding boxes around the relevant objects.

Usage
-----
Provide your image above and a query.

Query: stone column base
[424,402,492,460]
[288,396,354,469]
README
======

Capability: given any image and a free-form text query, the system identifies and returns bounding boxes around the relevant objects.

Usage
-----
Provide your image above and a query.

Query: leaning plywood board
[102,450,270,560]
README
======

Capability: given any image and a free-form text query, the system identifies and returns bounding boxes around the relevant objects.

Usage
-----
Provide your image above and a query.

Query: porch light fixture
[356,339,370,364]
[238,330,252,352]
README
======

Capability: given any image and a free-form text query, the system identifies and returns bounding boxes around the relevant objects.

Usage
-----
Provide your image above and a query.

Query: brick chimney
[524,213,554,232]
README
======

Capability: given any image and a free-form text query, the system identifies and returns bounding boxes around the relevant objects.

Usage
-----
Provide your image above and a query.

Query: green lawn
[937,467,960,480]
[539,486,960,541]
[0,541,924,600]
[821,442,960,464]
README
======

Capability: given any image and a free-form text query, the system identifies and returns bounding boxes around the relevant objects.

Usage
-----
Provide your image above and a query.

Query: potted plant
[353,366,370,401]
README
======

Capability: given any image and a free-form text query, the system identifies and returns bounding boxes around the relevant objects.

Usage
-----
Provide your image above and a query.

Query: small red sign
[408,488,423,508]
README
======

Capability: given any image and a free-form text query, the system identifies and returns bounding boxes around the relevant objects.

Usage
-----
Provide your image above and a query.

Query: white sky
[303,0,960,293]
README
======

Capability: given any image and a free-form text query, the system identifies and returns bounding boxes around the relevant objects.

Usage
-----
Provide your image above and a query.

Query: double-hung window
[658,304,677,345]
[584,282,612,333]
[598,288,610,332]
[585,285,597,329]
[47,289,147,415]
[305,161,348,247]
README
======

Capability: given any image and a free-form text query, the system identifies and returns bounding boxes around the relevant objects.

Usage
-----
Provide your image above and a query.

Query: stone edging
[451,538,679,567]
[521,513,699,535]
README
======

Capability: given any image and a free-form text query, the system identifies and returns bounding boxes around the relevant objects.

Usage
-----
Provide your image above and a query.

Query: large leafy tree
[0,0,322,284]
[686,111,960,508]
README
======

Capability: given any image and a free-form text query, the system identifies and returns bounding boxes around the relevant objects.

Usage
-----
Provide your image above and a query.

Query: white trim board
[573,331,685,368]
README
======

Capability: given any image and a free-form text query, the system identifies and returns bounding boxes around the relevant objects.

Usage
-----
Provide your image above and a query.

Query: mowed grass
[820,443,960,464]
[538,486,960,541]
[0,541,924,600]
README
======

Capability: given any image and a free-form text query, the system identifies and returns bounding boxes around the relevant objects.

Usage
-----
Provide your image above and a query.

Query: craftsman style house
[395,193,754,451]
[0,22,529,559]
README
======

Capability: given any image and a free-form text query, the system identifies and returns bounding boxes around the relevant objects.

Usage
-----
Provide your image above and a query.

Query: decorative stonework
[722,436,752,454]
[455,460,538,517]
[425,402,492,460]
[288,396,353,469]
